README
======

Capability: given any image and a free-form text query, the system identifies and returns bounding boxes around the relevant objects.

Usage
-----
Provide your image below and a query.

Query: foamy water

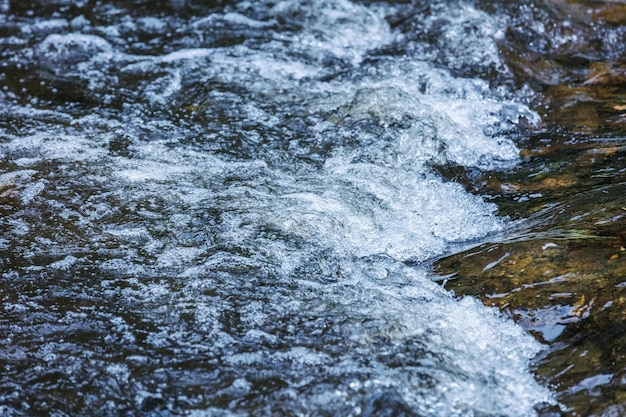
[0,1,554,415]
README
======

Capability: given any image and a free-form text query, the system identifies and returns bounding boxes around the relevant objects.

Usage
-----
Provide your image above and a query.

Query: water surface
[4,0,622,415]
[435,1,626,415]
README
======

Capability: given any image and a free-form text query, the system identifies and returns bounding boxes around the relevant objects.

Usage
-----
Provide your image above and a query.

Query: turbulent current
[0,1,557,416]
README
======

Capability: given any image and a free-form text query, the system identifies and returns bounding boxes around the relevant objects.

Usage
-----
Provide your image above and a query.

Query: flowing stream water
[1,0,622,416]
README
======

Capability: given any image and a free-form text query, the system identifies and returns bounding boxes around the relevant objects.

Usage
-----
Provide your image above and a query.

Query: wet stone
[435,134,626,416]
[436,11,626,409]
[436,232,626,415]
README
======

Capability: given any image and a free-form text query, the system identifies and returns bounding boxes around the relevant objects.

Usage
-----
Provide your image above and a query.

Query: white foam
[271,0,392,66]
[49,255,78,271]
[136,16,167,33]
[31,18,69,34]
[222,12,273,29]
[430,4,504,71]
[159,48,212,63]
[0,1,554,415]
[115,158,193,182]
[35,33,113,70]
[2,131,109,164]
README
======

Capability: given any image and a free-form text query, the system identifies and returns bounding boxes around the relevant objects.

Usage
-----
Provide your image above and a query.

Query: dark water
[0,0,623,416]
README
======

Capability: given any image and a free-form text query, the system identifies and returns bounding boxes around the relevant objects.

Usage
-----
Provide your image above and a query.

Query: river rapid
[0,0,610,415]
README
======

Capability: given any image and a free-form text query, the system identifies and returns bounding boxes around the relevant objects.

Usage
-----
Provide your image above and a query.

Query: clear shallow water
[0,1,556,415]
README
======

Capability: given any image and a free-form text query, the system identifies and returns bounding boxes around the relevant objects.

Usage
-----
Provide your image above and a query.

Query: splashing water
[0,1,555,415]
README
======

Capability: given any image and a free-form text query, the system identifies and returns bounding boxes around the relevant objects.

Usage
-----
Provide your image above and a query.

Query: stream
[0,1,624,416]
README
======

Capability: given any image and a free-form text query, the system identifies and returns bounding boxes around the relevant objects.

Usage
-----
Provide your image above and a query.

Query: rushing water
[0,0,584,415]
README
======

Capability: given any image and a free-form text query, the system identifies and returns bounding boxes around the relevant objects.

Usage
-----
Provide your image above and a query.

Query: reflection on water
[437,151,626,416]
[438,165,626,417]
[0,0,623,416]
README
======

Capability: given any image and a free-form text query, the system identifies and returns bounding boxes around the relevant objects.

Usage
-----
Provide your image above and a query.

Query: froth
[0,0,554,415]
